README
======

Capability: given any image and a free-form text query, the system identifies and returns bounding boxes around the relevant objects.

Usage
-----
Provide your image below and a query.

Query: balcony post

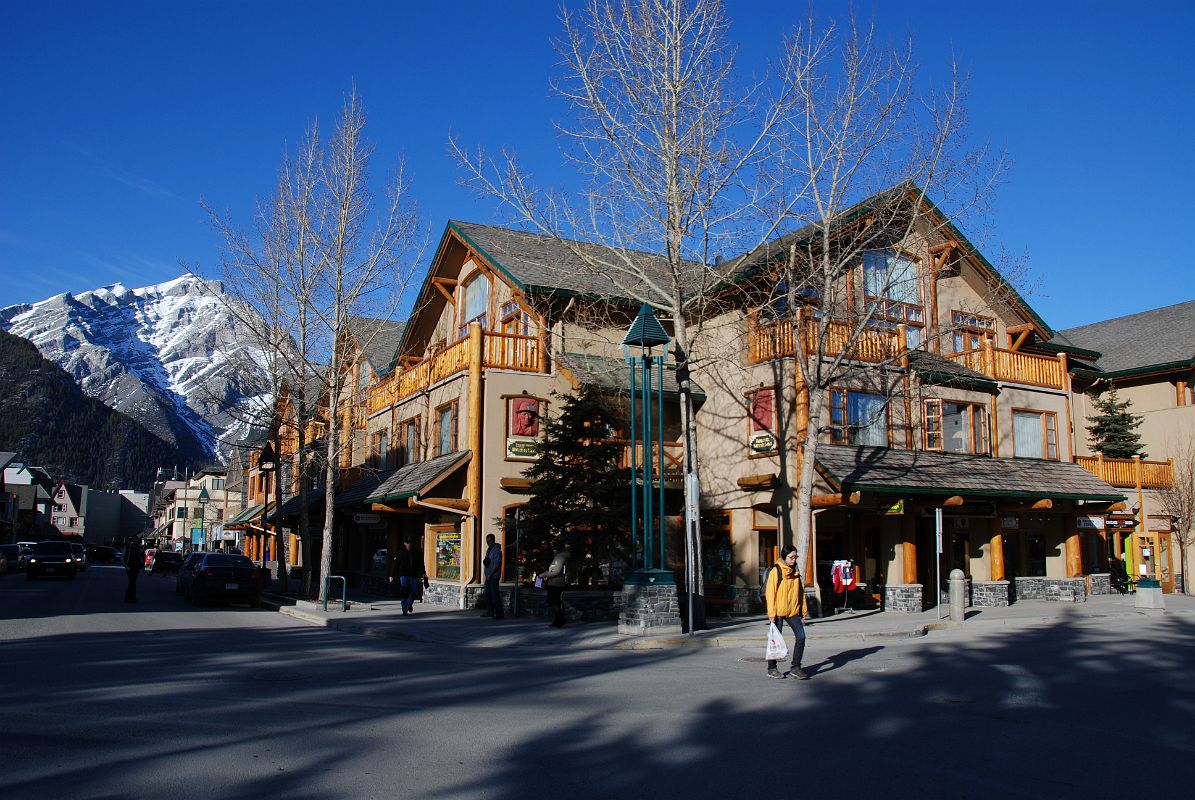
[1059,352,1074,459]
[1133,454,1144,539]
[983,337,995,379]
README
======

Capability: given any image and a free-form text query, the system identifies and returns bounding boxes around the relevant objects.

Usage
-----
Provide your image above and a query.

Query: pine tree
[518,386,633,586]
[1087,386,1146,459]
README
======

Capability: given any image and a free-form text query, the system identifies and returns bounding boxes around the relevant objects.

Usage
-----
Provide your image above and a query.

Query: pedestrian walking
[390,538,428,616]
[765,545,809,680]
[481,533,505,619]
[123,540,145,603]
[541,542,569,628]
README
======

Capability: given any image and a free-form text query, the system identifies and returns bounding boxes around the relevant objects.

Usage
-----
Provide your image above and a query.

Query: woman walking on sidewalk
[765,545,809,680]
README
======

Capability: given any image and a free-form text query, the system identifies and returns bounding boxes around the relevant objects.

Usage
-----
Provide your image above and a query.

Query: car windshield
[33,542,72,554]
[202,554,254,568]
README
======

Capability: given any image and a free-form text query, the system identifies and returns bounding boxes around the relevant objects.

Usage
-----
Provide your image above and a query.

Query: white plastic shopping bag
[534,575,544,588]
[765,622,789,660]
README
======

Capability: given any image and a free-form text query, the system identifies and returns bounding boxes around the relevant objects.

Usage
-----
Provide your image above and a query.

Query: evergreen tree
[518,386,632,585]
[1087,386,1146,459]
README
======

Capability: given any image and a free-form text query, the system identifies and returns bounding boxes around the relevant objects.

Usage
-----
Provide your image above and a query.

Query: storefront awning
[224,502,271,529]
[335,450,471,508]
[815,445,1126,502]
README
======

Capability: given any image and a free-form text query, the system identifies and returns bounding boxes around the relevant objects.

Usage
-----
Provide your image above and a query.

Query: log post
[902,513,917,584]
[989,518,1005,581]
[465,322,485,591]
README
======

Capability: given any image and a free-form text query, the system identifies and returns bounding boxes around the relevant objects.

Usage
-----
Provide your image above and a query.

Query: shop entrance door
[757,531,777,588]
[1133,533,1174,592]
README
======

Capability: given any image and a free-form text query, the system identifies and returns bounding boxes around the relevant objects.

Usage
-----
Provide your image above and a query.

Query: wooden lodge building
[231,188,1191,614]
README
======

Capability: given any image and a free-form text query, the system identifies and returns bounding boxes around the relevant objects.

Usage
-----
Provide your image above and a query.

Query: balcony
[748,316,904,365]
[1074,455,1175,490]
[610,438,685,481]
[367,331,544,414]
[943,344,1065,390]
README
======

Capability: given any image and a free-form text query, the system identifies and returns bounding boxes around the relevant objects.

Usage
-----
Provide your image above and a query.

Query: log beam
[738,473,777,491]
[1030,498,1054,510]
[943,495,965,507]
[810,491,862,508]
[432,277,457,305]
[371,503,419,515]
[421,497,470,511]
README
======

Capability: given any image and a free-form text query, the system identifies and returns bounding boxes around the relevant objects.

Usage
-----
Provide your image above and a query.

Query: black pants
[767,615,807,670]
[547,585,565,626]
[124,569,141,603]
[484,576,505,618]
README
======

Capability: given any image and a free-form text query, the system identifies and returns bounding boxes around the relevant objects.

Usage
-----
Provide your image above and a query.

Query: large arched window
[460,272,489,334]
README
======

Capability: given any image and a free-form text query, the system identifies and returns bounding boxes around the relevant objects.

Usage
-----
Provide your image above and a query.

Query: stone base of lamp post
[619,570,682,636]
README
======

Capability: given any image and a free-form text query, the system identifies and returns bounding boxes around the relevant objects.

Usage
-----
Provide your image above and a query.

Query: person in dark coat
[481,533,505,619]
[390,539,428,616]
[123,540,145,603]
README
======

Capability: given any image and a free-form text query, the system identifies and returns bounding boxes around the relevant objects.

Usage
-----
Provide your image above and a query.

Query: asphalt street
[2,564,1192,800]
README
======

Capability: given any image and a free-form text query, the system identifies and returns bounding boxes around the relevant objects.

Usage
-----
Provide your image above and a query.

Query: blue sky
[2,0,1192,330]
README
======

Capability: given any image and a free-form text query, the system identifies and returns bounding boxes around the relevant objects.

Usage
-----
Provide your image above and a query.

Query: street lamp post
[197,486,210,553]
[258,439,283,589]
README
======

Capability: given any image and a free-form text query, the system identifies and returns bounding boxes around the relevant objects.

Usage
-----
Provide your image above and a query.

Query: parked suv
[149,550,184,574]
[25,540,79,580]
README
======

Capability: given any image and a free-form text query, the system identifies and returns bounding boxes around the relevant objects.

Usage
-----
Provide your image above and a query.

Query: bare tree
[752,13,1009,580]
[453,0,799,628]
[208,90,422,601]
[1160,435,1195,594]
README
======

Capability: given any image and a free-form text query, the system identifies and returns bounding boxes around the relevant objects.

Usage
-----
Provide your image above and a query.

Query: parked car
[0,544,22,572]
[188,553,263,607]
[70,542,87,571]
[25,540,79,580]
[176,552,206,595]
[149,550,183,574]
[85,544,118,563]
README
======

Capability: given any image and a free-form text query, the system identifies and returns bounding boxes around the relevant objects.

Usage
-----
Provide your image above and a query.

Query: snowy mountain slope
[0,274,272,462]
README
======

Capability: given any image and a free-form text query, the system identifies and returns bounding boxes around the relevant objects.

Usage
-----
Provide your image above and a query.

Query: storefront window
[702,512,733,584]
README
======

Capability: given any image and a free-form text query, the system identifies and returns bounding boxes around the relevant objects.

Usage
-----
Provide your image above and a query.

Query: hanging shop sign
[353,513,381,525]
[506,439,540,459]
[749,432,777,454]
[880,499,905,516]
[1105,516,1138,530]
[1001,516,1019,530]
[1076,515,1106,530]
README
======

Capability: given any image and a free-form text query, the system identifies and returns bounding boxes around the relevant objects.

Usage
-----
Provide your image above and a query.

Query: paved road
[3,565,1192,799]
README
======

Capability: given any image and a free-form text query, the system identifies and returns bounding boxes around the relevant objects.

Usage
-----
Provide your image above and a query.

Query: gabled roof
[346,316,406,377]
[335,450,471,508]
[0,452,16,474]
[447,220,681,304]
[815,444,1123,501]
[556,352,707,403]
[906,350,998,394]
[1055,299,1195,377]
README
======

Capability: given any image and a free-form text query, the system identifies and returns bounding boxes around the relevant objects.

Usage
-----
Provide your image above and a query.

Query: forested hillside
[0,330,204,490]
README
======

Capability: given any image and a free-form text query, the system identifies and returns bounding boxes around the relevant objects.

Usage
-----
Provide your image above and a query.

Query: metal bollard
[949,568,967,624]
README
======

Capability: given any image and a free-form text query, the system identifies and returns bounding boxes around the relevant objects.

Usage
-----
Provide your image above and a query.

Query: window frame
[828,388,890,446]
[458,269,490,337]
[1011,408,1059,460]
[862,249,925,346]
[923,399,990,455]
[745,386,779,456]
[950,309,997,354]
[397,415,422,466]
[434,401,459,456]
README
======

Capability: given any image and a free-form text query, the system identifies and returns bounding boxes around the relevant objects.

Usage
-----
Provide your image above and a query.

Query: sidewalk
[263,588,1195,651]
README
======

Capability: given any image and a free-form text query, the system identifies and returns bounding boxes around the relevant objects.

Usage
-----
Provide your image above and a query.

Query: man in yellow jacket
[765,545,809,679]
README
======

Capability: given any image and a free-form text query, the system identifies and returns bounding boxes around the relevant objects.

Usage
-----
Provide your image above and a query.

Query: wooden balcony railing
[608,438,685,479]
[943,344,1065,390]
[1074,455,1175,490]
[366,331,544,414]
[748,317,904,365]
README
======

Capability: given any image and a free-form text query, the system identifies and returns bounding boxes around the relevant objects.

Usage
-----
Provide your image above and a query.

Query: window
[435,402,459,456]
[746,387,778,454]
[53,503,65,513]
[1012,410,1058,460]
[176,507,187,519]
[924,400,990,454]
[950,310,996,353]
[372,430,389,470]
[210,478,224,491]
[459,272,489,336]
[398,416,422,466]
[501,300,536,336]
[864,250,924,347]
[829,390,888,446]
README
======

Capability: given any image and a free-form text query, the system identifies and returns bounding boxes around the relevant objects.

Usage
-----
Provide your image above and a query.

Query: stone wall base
[884,584,923,613]
[619,583,682,636]
[1088,573,1111,596]
[1014,577,1086,602]
[971,580,1010,607]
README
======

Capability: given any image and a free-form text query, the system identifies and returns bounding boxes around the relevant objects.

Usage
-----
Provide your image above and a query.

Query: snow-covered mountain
[0,274,271,462]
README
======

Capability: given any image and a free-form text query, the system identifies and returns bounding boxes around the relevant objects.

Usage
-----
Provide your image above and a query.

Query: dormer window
[864,250,924,347]
[459,272,489,337]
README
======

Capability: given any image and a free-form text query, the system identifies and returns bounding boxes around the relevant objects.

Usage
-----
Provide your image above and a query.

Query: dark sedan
[188,553,263,607]
[149,550,184,574]
[25,541,79,580]
[0,544,22,572]
[176,552,206,596]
